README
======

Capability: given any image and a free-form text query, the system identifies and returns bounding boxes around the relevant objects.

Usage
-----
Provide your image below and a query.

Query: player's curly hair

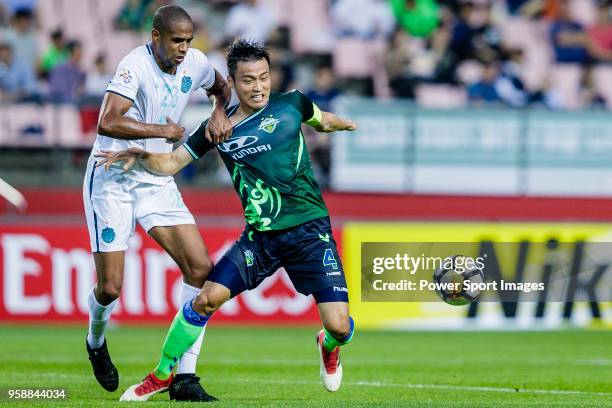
[152,5,192,34]
[226,39,270,79]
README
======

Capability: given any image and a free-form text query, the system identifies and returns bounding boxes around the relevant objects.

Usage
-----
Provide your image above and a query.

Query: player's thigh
[283,218,348,297]
[83,157,136,253]
[148,224,213,285]
[205,232,275,298]
[135,181,212,284]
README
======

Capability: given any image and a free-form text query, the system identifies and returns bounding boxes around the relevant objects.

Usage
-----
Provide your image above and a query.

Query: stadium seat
[333,38,374,78]
[55,105,86,147]
[591,65,612,108]
[501,18,552,90]
[97,0,126,22]
[289,0,333,54]
[4,104,54,147]
[105,32,140,68]
[415,85,467,108]
[569,0,597,26]
[261,0,290,27]
[550,64,583,110]
[457,60,484,85]
[37,0,63,32]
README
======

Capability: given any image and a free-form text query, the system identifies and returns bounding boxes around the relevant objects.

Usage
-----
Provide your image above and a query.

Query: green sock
[153,301,209,380]
[322,317,355,352]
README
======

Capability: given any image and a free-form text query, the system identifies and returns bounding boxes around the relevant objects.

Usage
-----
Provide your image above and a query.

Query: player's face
[230,59,271,111]
[152,21,193,67]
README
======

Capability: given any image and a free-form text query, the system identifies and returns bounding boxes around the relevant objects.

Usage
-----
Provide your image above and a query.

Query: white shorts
[83,157,195,252]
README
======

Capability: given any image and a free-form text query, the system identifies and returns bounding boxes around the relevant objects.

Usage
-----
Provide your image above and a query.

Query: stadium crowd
[1,0,612,109]
[1,0,612,186]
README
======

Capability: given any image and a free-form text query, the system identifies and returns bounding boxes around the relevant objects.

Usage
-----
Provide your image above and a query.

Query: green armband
[305,103,323,127]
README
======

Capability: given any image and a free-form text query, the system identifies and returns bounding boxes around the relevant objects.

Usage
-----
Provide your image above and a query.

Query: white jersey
[91,44,216,185]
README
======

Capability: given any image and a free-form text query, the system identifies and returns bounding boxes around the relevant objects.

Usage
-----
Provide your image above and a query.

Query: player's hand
[343,120,358,131]
[95,148,144,171]
[207,108,233,144]
[164,117,185,144]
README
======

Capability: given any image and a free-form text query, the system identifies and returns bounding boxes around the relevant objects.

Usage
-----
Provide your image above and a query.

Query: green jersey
[184,90,329,231]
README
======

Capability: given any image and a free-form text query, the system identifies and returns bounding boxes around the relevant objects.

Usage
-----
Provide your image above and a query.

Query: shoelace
[322,347,339,373]
[137,374,165,395]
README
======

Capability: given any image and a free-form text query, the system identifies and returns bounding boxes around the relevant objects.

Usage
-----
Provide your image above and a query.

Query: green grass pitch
[0,326,610,407]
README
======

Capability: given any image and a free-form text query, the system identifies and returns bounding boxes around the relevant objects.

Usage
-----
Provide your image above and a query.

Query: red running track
[3,188,612,221]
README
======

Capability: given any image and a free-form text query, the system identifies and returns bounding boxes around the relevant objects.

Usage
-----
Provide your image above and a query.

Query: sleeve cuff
[106,88,136,102]
[183,143,200,160]
[305,103,323,126]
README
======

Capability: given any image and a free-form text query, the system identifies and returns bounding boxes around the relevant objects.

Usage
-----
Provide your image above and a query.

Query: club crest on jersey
[101,227,115,244]
[181,75,192,93]
[258,116,279,134]
[244,250,254,267]
[118,68,132,84]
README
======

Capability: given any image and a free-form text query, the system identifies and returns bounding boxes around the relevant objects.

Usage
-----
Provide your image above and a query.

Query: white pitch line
[210,378,612,397]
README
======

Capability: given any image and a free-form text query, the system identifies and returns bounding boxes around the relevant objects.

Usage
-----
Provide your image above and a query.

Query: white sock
[177,282,206,374]
[87,286,118,349]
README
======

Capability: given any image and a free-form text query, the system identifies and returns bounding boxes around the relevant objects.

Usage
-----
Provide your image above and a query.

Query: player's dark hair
[226,39,270,78]
[152,5,192,34]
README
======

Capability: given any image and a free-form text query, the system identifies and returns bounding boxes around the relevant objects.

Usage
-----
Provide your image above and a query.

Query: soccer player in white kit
[83,5,232,401]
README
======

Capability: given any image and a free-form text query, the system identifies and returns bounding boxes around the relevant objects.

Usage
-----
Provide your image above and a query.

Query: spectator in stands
[0,7,37,69]
[505,0,531,15]
[330,0,395,39]
[496,48,529,107]
[0,41,37,102]
[390,0,439,38]
[467,62,501,105]
[115,0,155,32]
[225,0,277,44]
[528,76,564,109]
[385,28,416,98]
[514,0,560,19]
[40,29,68,77]
[435,1,500,83]
[549,0,590,64]
[0,0,37,15]
[586,0,612,61]
[48,40,86,104]
[307,64,341,111]
[267,33,295,92]
[84,53,112,101]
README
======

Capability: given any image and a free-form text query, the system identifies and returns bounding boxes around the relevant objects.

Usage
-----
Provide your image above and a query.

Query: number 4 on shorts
[323,248,338,270]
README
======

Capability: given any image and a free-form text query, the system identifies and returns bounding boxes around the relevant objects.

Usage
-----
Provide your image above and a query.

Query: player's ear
[151,28,160,43]
[227,75,234,90]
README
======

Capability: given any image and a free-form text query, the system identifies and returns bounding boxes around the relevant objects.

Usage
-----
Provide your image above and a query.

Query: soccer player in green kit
[97,39,357,401]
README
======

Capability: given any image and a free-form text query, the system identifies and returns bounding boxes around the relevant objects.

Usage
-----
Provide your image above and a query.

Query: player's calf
[317,316,355,393]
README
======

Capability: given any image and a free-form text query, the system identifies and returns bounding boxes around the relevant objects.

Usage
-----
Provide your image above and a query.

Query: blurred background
[0,0,610,330]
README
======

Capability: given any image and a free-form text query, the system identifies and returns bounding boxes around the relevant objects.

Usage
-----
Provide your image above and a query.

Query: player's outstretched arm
[95,145,194,176]
[205,70,233,144]
[308,110,357,133]
[97,93,185,143]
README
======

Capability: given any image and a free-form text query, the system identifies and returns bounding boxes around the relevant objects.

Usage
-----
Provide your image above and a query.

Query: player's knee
[97,281,122,303]
[192,291,221,315]
[182,256,213,288]
[325,314,351,340]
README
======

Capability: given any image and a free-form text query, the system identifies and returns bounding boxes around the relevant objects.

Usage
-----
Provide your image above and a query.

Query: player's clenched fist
[164,117,185,143]
[206,108,233,144]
